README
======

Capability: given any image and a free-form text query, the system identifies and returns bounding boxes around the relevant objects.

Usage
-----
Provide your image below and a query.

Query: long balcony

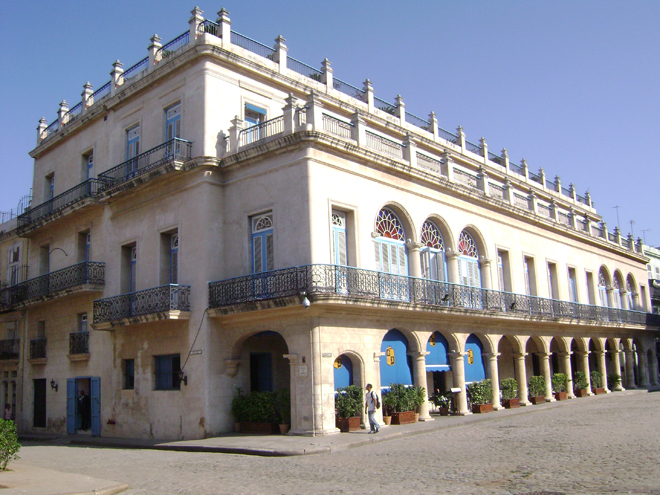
[5,262,105,309]
[92,284,191,330]
[18,179,102,234]
[208,264,651,327]
[97,138,192,195]
[0,339,20,360]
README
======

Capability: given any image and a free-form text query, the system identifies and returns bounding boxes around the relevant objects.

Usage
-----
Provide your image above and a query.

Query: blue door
[91,377,101,437]
[250,353,273,392]
[66,378,77,434]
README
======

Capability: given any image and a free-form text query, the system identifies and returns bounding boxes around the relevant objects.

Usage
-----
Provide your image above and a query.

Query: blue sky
[1,1,659,246]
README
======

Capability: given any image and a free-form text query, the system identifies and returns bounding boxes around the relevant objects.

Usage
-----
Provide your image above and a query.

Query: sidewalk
[11,389,650,494]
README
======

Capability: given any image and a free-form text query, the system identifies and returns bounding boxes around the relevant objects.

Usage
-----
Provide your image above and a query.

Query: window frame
[154,354,181,391]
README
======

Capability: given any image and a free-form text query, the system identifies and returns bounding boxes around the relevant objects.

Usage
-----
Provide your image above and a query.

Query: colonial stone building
[1,7,658,440]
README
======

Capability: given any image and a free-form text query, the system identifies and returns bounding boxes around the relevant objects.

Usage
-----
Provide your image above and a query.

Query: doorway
[67,376,101,436]
[33,379,46,427]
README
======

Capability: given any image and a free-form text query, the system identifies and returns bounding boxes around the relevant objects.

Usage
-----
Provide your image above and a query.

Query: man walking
[365,384,380,434]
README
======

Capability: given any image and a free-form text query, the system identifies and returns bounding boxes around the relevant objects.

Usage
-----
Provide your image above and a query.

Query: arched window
[251,213,274,274]
[420,221,446,282]
[626,277,634,309]
[612,275,622,309]
[374,208,407,276]
[457,230,480,288]
[598,269,608,307]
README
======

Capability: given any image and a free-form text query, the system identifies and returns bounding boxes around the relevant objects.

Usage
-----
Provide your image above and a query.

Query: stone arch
[423,214,455,253]
[499,334,525,355]
[333,350,365,391]
[613,269,625,288]
[497,335,521,383]
[550,336,569,375]
[598,265,612,286]
[380,329,414,387]
[229,330,291,394]
[425,331,453,394]
[374,202,416,243]
[525,336,546,378]
[626,273,638,309]
[464,333,487,383]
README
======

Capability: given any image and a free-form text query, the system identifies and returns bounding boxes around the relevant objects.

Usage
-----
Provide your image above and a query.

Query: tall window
[524,257,536,296]
[122,244,137,294]
[165,103,181,141]
[126,125,140,176]
[6,244,22,286]
[244,104,266,143]
[85,152,94,180]
[598,269,609,307]
[547,262,559,299]
[45,174,55,201]
[420,221,446,282]
[78,313,88,333]
[123,359,135,390]
[78,231,91,263]
[568,267,578,303]
[626,277,634,309]
[374,208,407,275]
[251,213,274,273]
[612,275,622,309]
[155,354,181,390]
[331,211,348,265]
[497,250,511,292]
[170,234,179,284]
[457,230,480,288]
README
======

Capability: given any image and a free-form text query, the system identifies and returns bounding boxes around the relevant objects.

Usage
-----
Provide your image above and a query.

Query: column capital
[282,353,298,364]
[408,351,430,359]
[513,352,528,359]
[482,352,500,358]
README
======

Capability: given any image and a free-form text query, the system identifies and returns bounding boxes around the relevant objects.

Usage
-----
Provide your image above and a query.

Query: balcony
[92,284,191,330]
[0,339,19,361]
[29,338,47,364]
[17,179,102,235]
[68,331,89,361]
[97,138,192,195]
[5,262,104,309]
[208,264,650,327]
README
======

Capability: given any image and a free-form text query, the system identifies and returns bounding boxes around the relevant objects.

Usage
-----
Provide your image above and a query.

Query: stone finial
[395,95,405,121]
[429,111,439,140]
[82,81,94,110]
[111,60,124,91]
[321,58,333,89]
[37,117,48,143]
[217,8,231,42]
[273,35,288,71]
[58,100,70,126]
[149,34,163,67]
[362,79,374,110]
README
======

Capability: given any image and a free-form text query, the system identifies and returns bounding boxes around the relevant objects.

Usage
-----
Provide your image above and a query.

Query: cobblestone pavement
[15,390,660,495]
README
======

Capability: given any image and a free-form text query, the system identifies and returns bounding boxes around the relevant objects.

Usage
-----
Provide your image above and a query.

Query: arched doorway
[333,354,359,390]
[464,334,486,383]
[380,329,413,390]
[240,331,290,393]
[426,331,451,394]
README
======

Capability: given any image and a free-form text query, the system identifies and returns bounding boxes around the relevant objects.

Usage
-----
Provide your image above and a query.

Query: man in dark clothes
[79,390,91,430]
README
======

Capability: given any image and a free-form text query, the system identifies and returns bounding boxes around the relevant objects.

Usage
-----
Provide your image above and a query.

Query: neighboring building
[1,8,659,440]
[643,245,660,314]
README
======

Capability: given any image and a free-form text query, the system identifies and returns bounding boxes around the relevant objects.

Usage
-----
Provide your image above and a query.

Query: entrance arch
[464,334,486,383]
[426,331,451,394]
[238,331,290,393]
[380,329,413,388]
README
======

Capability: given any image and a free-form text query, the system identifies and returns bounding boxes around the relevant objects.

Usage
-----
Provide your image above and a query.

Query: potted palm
[552,373,568,400]
[381,392,394,425]
[500,378,520,408]
[383,384,416,425]
[573,371,589,397]
[410,386,427,422]
[590,370,605,394]
[607,373,621,391]
[528,375,546,404]
[275,388,291,434]
[334,385,363,432]
[467,379,493,413]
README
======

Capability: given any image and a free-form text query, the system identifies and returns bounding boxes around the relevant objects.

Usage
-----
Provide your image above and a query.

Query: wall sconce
[178,371,188,386]
[301,291,311,309]
[50,379,58,392]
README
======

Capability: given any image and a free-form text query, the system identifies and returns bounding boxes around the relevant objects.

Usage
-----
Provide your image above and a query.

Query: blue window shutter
[91,377,101,436]
[67,379,77,434]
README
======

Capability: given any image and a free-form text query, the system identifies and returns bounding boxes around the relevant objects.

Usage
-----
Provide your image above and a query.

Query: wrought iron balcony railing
[69,331,89,355]
[0,339,19,360]
[238,116,284,147]
[93,284,191,325]
[97,138,192,191]
[208,264,649,326]
[30,338,47,359]
[18,179,102,230]
[7,262,104,307]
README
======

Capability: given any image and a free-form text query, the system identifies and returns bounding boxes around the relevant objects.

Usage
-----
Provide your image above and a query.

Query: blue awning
[426,364,451,371]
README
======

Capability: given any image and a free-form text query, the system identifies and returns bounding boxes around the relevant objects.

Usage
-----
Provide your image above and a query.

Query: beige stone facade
[1,8,658,440]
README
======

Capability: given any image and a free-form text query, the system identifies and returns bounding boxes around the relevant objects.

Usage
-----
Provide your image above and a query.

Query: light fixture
[50,379,58,392]
[178,370,188,386]
[301,292,311,309]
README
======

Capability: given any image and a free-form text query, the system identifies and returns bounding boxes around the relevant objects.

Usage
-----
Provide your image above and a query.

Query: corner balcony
[92,284,191,330]
[29,338,47,365]
[5,262,104,309]
[17,179,102,235]
[0,339,19,361]
[97,138,192,196]
[208,264,650,327]
[68,331,89,361]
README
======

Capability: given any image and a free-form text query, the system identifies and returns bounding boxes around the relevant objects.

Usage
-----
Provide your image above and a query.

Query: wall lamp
[301,291,311,309]
[178,370,188,386]
[50,379,58,392]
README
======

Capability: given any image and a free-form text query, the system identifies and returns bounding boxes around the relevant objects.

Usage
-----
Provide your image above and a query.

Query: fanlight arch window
[598,269,608,307]
[626,278,634,309]
[457,230,480,288]
[612,274,622,309]
[420,221,446,282]
[374,208,407,276]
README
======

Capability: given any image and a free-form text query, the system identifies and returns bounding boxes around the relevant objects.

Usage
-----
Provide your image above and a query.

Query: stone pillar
[624,350,636,389]
[549,199,558,222]
[627,233,635,252]
[650,352,659,387]
[413,352,432,421]
[539,168,546,190]
[403,134,417,169]
[503,178,513,205]
[406,241,422,278]
[443,151,454,181]
[273,35,287,73]
[611,350,624,391]
[521,159,529,181]
[449,351,470,415]
[502,148,510,174]
[229,115,243,152]
[217,8,231,44]
[81,82,94,112]
[321,58,333,92]
[559,352,576,399]
[110,60,124,95]
[58,100,69,127]
[429,112,438,141]
[479,258,492,289]
[456,125,466,152]
[514,353,530,405]
[189,6,204,41]
[596,350,609,392]
[528,190,537,214]
[621,290,631,310]
[362,79,374,113]
[351,111,366,147]
[148,34,162,68]
[306,91,324,131]
[282,94,297,134]
[446,251,459,285]
[614,227,622,246]
[584,214,594,236]
[554,175,561,193]
[569,182,577,202]
[638,350,649,387]
[601,221,608,241]
[283,354,298,433]
[577,351,593,395]
[483,352,502,410]
[37,117,48,143]
[478,167,490,196]
[539,352,554,402]
[568,207,577,230]
[395,94,405,126]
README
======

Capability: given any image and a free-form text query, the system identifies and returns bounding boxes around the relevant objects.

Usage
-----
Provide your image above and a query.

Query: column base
[288,427,341,436]
[418,415,434,422]
[545,397,556,403]
[493,405,504,411]
[520,401,532,406]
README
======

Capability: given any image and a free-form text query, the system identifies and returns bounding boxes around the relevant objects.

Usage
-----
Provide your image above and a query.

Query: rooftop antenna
[612,206,620,230]
[641,229,650,245]
[629,220,635,238]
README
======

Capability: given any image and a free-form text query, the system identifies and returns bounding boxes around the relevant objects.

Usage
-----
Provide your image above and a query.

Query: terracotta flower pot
[502,398,520,409]
[279,424,290,434]
[335,416,361,432]
[471,403,494,414]
[438,407,449,416]
[574,389,589,397]
[529,396,546,405]
[382,416,392,425]
[554,391,568,401]
[391,411,416,425]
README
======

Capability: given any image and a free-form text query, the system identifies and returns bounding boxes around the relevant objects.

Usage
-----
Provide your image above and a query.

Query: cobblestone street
[15,390,660,495]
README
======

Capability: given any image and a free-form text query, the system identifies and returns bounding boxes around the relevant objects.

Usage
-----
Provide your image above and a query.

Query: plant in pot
[231,387,248,432]
[231,389,281,434]
[573,371,589,397]
[607,373,621,391]
[552,373,568,400]
[590,370,605,394]
[275,388,291,434]
[384,384,416,425]
[430,391,452,415]
[381,391,395,425]
[334,385,363,432]
[410,386,427,422]
[467,379,493,413]
[500,378,519,408]
[527,375,546,404]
